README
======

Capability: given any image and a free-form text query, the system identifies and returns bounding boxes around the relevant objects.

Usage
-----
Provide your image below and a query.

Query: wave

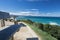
[49,21,59,25]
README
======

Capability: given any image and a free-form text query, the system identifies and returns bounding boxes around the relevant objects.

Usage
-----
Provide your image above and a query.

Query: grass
[26,23,58,40]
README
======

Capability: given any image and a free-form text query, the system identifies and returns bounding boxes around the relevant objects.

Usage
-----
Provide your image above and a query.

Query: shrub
[20,19,33,24]
[44,24,52,32]
[33,23,43,28]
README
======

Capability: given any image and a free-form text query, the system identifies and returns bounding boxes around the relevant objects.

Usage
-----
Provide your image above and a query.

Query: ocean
[16,16,60,25]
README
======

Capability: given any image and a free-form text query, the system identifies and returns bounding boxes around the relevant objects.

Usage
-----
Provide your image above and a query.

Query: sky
[0,0,60,17]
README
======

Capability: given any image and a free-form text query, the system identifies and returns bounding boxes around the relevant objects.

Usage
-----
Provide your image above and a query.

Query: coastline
[0,19,59,40]
[19,19,59,40]
[16,16,60,26]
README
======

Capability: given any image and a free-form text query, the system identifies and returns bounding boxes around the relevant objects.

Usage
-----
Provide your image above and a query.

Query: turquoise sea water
[16,16,60,25]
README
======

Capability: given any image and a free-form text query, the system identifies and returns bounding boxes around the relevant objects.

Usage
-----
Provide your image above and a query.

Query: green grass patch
[27,23,57,40]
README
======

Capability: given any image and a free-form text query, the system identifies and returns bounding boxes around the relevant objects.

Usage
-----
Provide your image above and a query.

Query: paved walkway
[0,21,14,31]
[0,21,41,40]
[14,22,41,40]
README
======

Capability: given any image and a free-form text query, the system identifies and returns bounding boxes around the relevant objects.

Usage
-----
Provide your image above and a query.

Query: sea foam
[49,22,59,25]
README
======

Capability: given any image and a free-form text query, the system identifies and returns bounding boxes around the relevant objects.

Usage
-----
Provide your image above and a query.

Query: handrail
[0,24,20,40]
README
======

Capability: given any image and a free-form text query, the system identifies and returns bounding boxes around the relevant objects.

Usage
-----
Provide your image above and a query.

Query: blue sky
[0,0,60,17]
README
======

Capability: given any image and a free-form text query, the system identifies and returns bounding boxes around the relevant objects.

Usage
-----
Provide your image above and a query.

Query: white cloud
[18,0,49,2]
[10,9,60,17]
[10,11,39,16]
[27,0,40,1]
[31,9,39,11]
[42,12,60,17]
[27,0,49,1]
[24,9,39,11]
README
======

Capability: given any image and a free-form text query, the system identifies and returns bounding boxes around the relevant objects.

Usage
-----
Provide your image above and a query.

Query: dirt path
[14,22,41,40]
